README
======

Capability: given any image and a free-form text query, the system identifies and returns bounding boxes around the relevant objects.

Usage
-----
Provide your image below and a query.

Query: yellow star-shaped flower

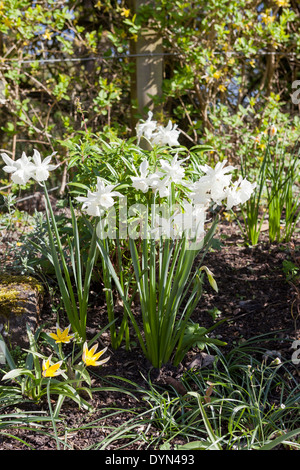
[43,30,53,41]
[49,324,75,344]
[213,70,222,80]
[275,0,289,7]
[218,84,226,92]
[82,342,110,367]
[42,356,65,378]
[261,11,275,25]
[121,8,130,17]
[4,17,12,28]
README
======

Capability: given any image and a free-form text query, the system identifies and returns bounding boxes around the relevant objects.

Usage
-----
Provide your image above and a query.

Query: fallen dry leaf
[164,377,187,395]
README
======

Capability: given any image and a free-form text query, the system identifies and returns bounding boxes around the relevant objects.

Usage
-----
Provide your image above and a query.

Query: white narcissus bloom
[189,179,212,206]
[32,149,58,182]
[1,149,58,185]
[136,113,181,147]
[76,177,122,217]
[159,154,187,185]
[198,160,236,206]
[131,159,172,198]
[1,151,36,185]
[76,190,101,217]
[148,173,171,198]
[252,134,261,144]
[226,176,256,210]
[151,120,181,147]
[136,111,157,143]
[131,159,151,193]
[173,201,206,240]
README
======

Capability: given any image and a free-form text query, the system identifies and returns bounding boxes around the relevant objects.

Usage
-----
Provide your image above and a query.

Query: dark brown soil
[0,217,299,450]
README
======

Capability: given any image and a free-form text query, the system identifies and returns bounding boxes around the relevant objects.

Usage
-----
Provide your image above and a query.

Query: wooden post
[129,0,163,132]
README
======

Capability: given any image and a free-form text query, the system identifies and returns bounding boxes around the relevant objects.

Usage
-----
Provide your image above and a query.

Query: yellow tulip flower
[42,356,65,378]
[82,342,110,367]
[49,324,75,344]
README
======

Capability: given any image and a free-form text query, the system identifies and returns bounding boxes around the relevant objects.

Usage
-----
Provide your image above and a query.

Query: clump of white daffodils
[75,152,256,242]
[136,111,181,147]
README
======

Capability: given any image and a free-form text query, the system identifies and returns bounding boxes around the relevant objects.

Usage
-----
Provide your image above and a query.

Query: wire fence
[0,50,299,67]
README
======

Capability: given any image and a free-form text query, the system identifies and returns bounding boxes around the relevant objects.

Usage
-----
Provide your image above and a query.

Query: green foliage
[0,321,113,416]
[0,1,299,446]
[266,137,300,243]
[234,134,300,245]
[0,325,92,412]
[282,259,300,283]
[0,0,299,162]
[30,186,99,342]
[100,335,300,450]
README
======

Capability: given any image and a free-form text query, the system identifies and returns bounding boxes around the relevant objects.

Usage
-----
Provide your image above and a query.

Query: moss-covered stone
[0,274,44,318]
[0,274,44,294]
[0,287,26,317]
[0,273,45,348]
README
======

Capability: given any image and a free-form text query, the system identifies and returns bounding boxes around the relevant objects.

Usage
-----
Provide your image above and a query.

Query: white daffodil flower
[199,160,236,187]
[32,149,58,182]
[1,149,58,185]
[136,111,157,143]
[76,190,101,217]
[198,160,236,206]
[131,159,152,193]
[189,179,212,206]
[226,176,256,210]
[172,201,206,240]
[148,173,171,198]
[1,151,36,185]
[159,154,187,184]
[76,177,122,217]
[93,178,122,209]
[136,112,181,147]
[151,120,181,147]
[131,159,173,197]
